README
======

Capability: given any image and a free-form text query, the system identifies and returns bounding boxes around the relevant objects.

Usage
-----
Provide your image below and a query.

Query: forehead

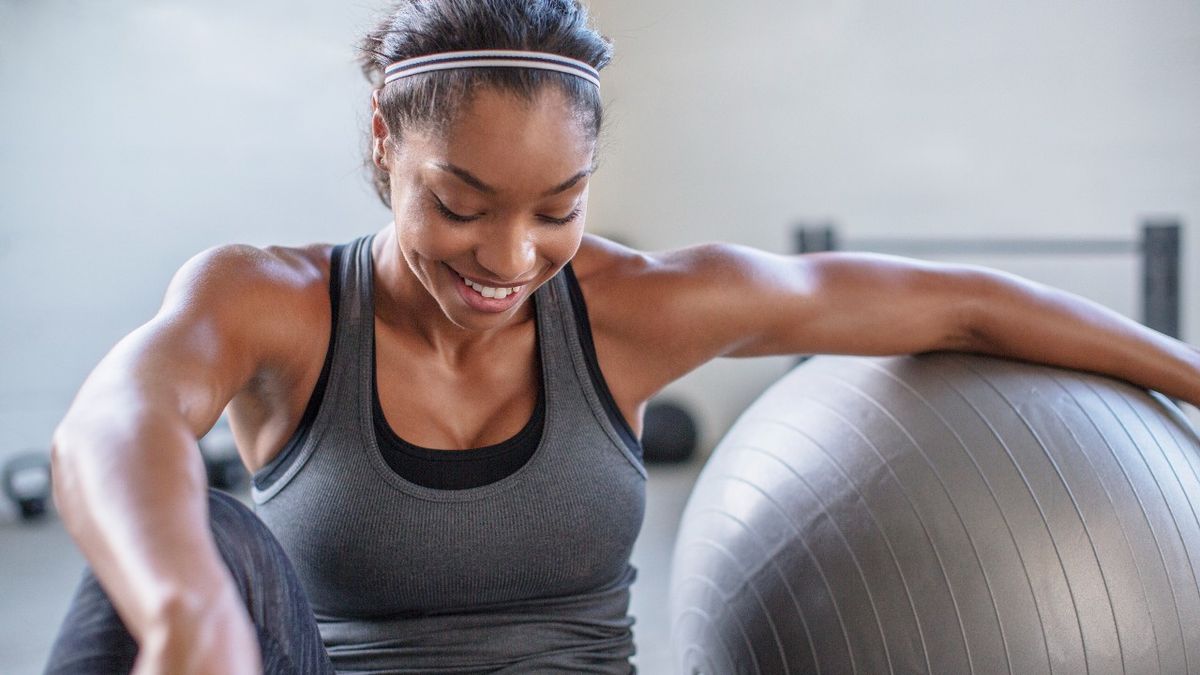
[408,87,595,193]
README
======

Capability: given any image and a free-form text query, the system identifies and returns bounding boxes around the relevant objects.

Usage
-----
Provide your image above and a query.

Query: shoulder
[571,236,771,288]
[568,236,780,399]
[166,242,331,311]
[161,242,335,368]
[569,235,647,287]
[170,242,329,291]
[569,235,778,325]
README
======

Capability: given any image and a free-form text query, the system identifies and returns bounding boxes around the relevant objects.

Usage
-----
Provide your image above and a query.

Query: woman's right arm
[50,245,299,674]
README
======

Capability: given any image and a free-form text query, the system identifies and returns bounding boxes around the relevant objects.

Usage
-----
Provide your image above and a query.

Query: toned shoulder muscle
[569,235,721,405]
[148,243,331,457]
[572,237,814,401]
[166,243,327,358]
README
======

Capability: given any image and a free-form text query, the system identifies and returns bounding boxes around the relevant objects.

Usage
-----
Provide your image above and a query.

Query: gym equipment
[671,353,1200,674]
[795,219,1183,339]
[642,398,700,463]
[2,450,52,521]
[200,417,247,492]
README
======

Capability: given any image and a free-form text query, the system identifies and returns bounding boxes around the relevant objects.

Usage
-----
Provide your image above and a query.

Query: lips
[448,265,528,313]
[459,274,522,299]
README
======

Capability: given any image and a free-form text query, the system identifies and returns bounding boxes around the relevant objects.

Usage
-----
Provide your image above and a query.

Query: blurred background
[1,0,1197,672]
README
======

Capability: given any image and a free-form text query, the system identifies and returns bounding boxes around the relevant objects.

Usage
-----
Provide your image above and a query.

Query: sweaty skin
[50,84,1200,675]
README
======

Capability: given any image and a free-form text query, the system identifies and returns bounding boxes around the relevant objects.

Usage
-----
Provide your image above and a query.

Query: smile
[456,272,523,300]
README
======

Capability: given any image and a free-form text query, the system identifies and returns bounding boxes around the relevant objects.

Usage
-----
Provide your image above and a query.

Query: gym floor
[0,456,705,675]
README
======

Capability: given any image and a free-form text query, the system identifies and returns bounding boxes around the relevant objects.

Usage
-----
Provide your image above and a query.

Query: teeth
[460,274,519,300]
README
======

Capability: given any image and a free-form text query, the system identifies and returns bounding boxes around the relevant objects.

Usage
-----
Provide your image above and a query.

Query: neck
[370,227,535,361]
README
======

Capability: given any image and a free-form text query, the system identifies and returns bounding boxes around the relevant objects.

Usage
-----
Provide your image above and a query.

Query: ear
[370,89,391,170]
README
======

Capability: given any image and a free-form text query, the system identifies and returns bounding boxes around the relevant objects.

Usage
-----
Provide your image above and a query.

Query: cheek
[400,225,469,270]
[542,224,585,267]
[393,201,457,257]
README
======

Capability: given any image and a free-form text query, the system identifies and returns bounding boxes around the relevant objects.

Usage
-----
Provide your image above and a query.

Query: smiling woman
[42,0,1200,674]
[375,86,594,332]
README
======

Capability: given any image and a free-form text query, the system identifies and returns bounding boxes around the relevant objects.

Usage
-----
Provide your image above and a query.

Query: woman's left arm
[604,239,1200,408]
[942,260,1200,406]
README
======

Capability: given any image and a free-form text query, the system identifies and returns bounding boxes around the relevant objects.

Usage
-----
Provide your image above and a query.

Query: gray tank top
[251,234,647,674]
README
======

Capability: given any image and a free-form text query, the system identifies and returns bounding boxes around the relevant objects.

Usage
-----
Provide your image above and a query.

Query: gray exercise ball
[670,353,1200,674]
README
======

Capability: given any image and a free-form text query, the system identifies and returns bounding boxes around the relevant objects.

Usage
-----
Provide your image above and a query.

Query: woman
[46,1,1200,673]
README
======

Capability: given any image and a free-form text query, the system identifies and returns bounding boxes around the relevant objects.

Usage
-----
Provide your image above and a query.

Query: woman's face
[380,86,596,332]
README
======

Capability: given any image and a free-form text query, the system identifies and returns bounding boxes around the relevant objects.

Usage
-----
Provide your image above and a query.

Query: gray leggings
[44,489,335,674]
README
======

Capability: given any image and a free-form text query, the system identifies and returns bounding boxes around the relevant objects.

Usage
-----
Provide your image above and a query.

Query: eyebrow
[435,162,595,197]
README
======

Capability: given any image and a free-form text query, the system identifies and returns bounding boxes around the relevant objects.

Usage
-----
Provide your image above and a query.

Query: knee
[206,489,266,541]
[205,490,288,590]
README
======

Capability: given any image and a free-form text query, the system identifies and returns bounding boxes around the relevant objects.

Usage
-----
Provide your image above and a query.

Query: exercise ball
[670,353,1200,674]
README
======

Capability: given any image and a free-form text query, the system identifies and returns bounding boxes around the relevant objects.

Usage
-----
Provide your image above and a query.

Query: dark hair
[358,0,613,208]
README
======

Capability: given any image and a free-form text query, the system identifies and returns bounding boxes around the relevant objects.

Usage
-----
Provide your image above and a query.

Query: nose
[474,224,537,283]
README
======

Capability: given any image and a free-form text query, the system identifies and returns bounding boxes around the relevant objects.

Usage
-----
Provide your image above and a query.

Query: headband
[383,50,600,88]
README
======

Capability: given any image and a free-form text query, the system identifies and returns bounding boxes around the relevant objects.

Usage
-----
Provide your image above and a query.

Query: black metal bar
[792,220,1186,340]
[845,238,1137,256]
[1141,219,1181,339]
[794,224,839,253]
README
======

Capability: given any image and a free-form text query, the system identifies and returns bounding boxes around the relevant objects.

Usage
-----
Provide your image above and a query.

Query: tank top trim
[561,264,642,461]
[353,233,563,502]
[553,275,647,479]
[370,297,545,463]
[252,242,357,503]
[373,381,545,460]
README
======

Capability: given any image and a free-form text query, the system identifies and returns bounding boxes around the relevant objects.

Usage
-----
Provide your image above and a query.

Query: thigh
[45,489,334,675]
[207,490,334,674]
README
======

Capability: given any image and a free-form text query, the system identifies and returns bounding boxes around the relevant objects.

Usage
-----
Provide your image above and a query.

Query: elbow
[933,266,1002,354]
[49,422,82,523]
[48,414,106,530]
[49,422,73,490]
[49,414,88,480]
[50,418,76,467]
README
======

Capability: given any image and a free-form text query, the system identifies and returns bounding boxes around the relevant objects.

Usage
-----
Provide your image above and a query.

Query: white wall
[1,0,1197,467]
[1,0,388,466]
[584,0,1200,446]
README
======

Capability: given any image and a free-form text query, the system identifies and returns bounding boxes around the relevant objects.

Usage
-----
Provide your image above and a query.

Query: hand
[132,585,262,675]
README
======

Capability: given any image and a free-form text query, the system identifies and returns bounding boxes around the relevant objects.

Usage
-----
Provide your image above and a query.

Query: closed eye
[430,190,581,226]
[429,192,481,223]
[538,207,583,226]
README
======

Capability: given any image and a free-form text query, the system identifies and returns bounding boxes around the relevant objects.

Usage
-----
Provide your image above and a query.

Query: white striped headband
[383,50,600,88]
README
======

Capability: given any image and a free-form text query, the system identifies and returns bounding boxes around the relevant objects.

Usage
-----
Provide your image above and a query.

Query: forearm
[964,269,1200,407]
[51,393,236,642]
